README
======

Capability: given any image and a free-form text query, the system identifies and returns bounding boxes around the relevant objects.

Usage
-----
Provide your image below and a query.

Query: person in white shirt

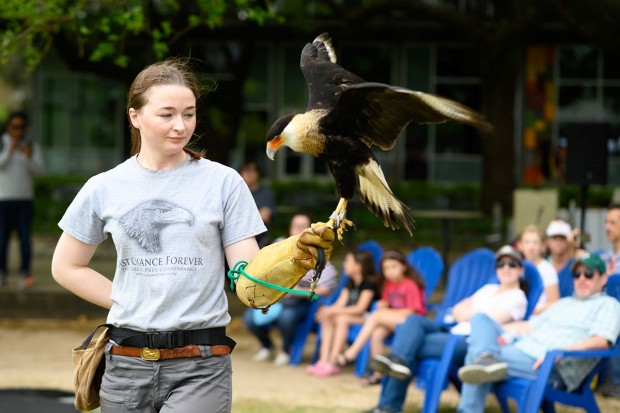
[518,224,559,314]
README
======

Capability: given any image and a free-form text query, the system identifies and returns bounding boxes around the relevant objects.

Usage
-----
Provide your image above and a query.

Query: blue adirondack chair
[417,257,544,413]
[353,248,496,396]
[305,241,383,367]
[491,273,620,413]
[349,246,444,377]
[407,246,444,303]
[356,240,383,273]
[557,259,575,298]
[289,273,348,365]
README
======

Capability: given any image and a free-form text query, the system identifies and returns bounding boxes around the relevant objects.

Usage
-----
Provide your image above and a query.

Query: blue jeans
[242,299,310,354]
[605,353,620,386]
[378,314,468,411]
[0,200,33,275]
[458,313,540,413]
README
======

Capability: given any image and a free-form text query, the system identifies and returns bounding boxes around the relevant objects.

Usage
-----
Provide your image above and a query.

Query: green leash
[227,247,327,313]
[227,260,320,302]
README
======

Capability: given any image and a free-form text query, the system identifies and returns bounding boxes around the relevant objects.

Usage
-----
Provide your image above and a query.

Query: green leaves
[0,0,277,70]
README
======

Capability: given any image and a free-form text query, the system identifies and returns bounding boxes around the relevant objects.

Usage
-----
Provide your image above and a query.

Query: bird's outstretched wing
[300,33,365,111]
[323,82,492,151]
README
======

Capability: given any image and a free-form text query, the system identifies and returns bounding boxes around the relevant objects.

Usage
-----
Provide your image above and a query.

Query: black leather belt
[108,326,236,351]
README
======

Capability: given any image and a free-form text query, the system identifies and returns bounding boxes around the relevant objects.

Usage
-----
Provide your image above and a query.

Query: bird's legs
[326,198,354,241]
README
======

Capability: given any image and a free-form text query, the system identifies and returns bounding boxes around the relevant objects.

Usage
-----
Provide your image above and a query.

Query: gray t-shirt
[58,155,266,331]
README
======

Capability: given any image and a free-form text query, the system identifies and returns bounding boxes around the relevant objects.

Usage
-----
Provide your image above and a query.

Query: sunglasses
[9,124,25,131]
[572,269,596,279]
[496,260,521,269]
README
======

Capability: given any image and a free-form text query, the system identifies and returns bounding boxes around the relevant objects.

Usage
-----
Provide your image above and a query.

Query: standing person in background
[600,204,620,274]
[597,204,620,398]
[240,160,276,247]
[307,249,378,377]
[518,224,559,315]
[51,59,333,413]
[243,214,338,366]
[0,111,44,288]
[336,250,426,385]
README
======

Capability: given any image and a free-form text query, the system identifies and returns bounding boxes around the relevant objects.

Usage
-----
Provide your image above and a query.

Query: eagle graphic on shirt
[119,199,194,253]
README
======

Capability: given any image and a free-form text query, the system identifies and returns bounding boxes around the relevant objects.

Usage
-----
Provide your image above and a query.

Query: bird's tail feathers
[356,160,414,235]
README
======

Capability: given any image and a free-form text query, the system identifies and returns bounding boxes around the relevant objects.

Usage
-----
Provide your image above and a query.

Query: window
[555,46,620,184]
[36,72,125,175]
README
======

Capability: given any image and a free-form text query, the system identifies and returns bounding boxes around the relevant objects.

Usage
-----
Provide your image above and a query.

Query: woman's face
[519,231,544,261]
[129,84,196,158]
[382,258,406,282]
[495,256,523,286]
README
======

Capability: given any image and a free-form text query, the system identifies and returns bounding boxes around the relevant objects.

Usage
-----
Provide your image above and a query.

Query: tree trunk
[480,47,523,216]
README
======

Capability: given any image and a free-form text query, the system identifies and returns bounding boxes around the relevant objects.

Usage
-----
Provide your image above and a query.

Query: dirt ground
[0,317,440,412]
[3,320,620,412]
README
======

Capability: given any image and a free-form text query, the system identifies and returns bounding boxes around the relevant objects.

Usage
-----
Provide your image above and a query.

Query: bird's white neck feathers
[282,110,328,156]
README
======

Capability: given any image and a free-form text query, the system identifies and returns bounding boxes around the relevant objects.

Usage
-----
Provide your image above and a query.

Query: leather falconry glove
[235,222,335,309]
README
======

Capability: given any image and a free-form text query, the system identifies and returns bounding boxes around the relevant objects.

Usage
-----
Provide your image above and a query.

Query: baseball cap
[495,245,523,263]
[571,253,606,274]
[546,220,571,238]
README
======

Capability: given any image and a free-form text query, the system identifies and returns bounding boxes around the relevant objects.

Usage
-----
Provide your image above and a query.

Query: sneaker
[362,407,402,413]
[370,354,412,381]
[20,276,34,289]
[252,348,272,362]
[457,353,508,384]
[274,352,290,366]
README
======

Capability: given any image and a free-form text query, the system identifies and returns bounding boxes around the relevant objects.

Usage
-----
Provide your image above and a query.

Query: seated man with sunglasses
[456,254,620,413]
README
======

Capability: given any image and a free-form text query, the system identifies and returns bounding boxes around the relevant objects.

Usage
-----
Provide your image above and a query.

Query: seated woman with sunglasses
[363,245,528,413]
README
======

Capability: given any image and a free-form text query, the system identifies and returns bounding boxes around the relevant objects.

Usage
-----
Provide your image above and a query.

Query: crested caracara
[266,33,492,239]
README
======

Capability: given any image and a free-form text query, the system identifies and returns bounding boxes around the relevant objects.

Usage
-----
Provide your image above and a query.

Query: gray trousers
[101,344,232,413]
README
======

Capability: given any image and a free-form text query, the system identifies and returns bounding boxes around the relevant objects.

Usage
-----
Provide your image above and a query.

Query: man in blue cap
[456,254,620,413]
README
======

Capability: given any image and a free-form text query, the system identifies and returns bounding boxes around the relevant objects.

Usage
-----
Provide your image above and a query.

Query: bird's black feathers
[301,34,365,111]
[266,112,296,141]
[266,33,492,235]
[323,83,492,151]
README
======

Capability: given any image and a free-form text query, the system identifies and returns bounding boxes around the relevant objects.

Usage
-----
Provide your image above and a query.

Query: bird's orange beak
[266,135,284,160]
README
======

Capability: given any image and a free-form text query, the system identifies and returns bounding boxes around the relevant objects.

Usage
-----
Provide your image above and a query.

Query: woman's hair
[4,111,28,131]
[520,224,545,243]
[379,249,425,290]
[127,58,206,160]
[351,250,377,281]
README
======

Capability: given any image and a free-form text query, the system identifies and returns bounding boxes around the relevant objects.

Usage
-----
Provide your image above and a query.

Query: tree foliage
[0,0,279,69]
